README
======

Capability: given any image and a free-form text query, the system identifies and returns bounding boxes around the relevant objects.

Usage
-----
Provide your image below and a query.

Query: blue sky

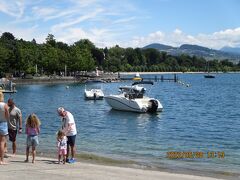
[0,0,240,49]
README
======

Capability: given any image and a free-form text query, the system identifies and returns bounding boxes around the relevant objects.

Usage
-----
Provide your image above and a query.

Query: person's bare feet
[24,159,29,163]
[7,154,16,158]
[0,161,8,165]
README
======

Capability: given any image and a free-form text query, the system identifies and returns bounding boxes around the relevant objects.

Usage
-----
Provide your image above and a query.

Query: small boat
[84,88,104,100]
[132,73,142,81]
[0,78,17,93]
[204,74,215,78]
[84,82,104,100]
[204,61,215,78]
[105,81,163,113]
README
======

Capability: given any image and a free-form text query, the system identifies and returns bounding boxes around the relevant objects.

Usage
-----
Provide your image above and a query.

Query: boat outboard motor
[147,99,158,113]
[93,93,97,100]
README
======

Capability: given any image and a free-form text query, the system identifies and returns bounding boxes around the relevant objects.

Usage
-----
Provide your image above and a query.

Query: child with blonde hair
[57,130,67,164]
[25,113,41,163]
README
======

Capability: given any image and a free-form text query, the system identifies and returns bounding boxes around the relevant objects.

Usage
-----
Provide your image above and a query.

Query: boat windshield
[85,83,103,91]
[119,85,146,98]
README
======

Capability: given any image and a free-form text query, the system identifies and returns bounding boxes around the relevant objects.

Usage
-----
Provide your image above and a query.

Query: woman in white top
[0,92,9,165]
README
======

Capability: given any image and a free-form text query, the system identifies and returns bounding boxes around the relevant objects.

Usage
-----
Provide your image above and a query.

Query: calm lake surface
[5,73,240,175]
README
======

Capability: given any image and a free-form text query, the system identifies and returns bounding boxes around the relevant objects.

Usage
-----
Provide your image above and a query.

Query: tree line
[0,32,239,77]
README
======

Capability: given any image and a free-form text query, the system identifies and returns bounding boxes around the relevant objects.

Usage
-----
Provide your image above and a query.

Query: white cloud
[0,24,45,43]
[51,8,104,32]
[128,31,165,48]
[31,6,80,22]
[32,6,57,18]
[2,1,239,50]
[113,17,136,24]
[69,0,99,7]
[55,27,118,48]
[0,0,140,47]
[173,28,182,35]
[0,0,25,18]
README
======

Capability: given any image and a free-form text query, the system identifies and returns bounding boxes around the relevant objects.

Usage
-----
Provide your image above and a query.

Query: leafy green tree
[0,42,11,74]
[46,34,56,47]
[92,48,105,67]
[125,48,139,66]
[220,59,234,67]
[135,48,146,66]
[70,41,95,71]
[164,56,179,71]
[74,39,95,50]
[0,31,239,75]
[40,44,59,74]
[106,45,125,72]
[143,48,161,65]
[1,32,15,41]
[178,54,193,68]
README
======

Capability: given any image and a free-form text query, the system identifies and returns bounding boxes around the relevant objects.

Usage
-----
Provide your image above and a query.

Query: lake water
[4,73,240,176]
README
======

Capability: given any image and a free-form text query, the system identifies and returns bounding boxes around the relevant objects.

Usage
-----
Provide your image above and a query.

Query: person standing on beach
[57,107,77,163]
[0,92,9,165]
[25,113,41,163]
[7,99,22,156]
[56,130,67,164]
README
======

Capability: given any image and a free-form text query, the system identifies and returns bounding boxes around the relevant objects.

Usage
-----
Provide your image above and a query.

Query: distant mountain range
[143,43,240,63]
[220,46,240,55]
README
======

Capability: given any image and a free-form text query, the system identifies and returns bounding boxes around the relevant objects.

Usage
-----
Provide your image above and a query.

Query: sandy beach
[0,155,227,180]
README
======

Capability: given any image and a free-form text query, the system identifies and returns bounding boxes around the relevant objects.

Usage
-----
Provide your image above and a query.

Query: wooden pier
[120,74,178,82]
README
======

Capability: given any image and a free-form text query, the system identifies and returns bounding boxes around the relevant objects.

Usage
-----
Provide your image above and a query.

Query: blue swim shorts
[0,122,8,136]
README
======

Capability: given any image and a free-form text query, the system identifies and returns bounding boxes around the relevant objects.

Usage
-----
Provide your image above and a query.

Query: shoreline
[72,152,240,180]
[1,154,232,180]
[8,150,239,180]
[12,77,79,85]
[7,71,240,85]
[11,74,119,85]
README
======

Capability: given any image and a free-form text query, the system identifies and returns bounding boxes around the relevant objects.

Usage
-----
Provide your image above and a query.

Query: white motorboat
[84,88,104,100]
[0,78,17,93]
[84,83,104,100]
[105,81,163,113]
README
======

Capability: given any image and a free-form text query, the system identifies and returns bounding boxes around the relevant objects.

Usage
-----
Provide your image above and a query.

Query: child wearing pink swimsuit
[57,130,67,164]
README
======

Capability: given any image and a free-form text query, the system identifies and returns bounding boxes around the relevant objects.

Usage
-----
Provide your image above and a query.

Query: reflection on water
[107,109,162,130]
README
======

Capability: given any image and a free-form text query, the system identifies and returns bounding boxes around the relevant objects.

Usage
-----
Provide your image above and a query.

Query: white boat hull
[105,95,163,113]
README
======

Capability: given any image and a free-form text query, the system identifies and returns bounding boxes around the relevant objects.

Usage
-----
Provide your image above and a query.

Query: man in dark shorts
[7,99,22,155]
